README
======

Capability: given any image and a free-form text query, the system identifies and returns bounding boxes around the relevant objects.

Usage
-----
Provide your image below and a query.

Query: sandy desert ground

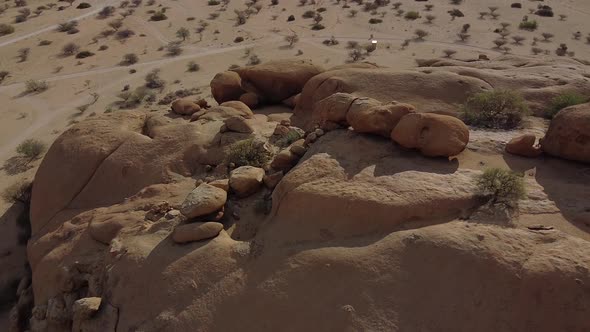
[1,0,590,330]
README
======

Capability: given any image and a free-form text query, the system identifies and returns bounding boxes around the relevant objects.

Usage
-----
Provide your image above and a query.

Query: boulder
[172,222,224,243]
[224,116,254,134]
[229,166,265,197]
[289,139,307,157]
[506,134,542,158]
[540,103,590,163]
[239,92,259,109]
[208,179,229,192]
[171,99,201,116]
[191,105,253,121]
[347,99,416,137]
[180,184,227,219]
[263,171,284,189]
[232,60,324,103]
[220,101,253,117]
[72,297,101,331]
[210,71,245,103]
[271,149,300,171]
[314,92,357,129]
[391,113,469,157]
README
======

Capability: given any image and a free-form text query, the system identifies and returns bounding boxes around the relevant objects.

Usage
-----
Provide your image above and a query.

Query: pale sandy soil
[0,0,589,325]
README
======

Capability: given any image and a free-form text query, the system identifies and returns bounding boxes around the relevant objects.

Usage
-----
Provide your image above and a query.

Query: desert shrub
[186,61,199,72]
[368,18,382,24]
[166,42,182,56]
[477,168,525,204]
[24,80,48,94]
[302,10,315,18]
[546,92,587,118]
[226,138,272,167]
[0,71,9,83]
[0,23,15,36]
[116,28,135,40]
[404,11,420,20]
[38,39,52,46]
[150,10,167,21]
[234,36,244,43]
[98,45,109,51]
[462,90,529,129]
[145,69,165,89]
[67,28,80,35]
[208,0,219,5]
[76,2,91,8]
[117,86,155,108]
[62,42,79,56]
[519,20,537,31]
[76,50,94,58]
[97,5,115,18]
[17,138,46,159]
[121,53,138,65]
[57,20,78,32]
[2,180,32,204]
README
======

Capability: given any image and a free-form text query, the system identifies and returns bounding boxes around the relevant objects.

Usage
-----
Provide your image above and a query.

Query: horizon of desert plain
[0,0,590,331]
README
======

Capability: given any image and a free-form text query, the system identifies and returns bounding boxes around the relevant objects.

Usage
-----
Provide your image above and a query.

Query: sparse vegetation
[546,92,587,118]
[462,90,529,129]
[226,138,272,167]
[2,180,32,204]
[24,80,48,94]
[519,20,538,31]
[62,42,80,56]
[16,138,46,160]
[0,24,14,36]
[145,69,165,89]
[477,168,525,205]
[186,61,200,72]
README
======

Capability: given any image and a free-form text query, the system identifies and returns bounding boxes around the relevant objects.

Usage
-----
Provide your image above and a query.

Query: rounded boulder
[540,104,590,163]
[391,113,469,157]
[180,184,227,219]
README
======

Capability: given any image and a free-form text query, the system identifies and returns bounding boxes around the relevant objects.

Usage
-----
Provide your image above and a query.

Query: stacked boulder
[314,93,470,157]
[210,59,324,109]
[175,183,227,244]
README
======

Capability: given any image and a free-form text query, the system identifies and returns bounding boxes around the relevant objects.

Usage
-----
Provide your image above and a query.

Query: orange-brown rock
[391,113,469,157]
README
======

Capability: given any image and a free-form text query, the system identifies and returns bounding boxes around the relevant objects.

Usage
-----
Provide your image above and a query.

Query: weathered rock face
[541,103,590,163]
[232,59,324,103]
[506,134,542,158]
[229,166,265,197]
[171,99,201,116]
[172,222,224,243]
[295,55,590,129]
[210,71,245,103]
[391,113,470,157]
[180,184,227,219]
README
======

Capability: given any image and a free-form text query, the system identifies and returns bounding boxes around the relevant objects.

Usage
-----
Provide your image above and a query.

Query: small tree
[511,35,525,45]
[284,33,299,47]
[457,33,470,42]
[414,29,428,40]
[443,49,457,58]
[541,32,554,41]
[145,69,165,89]
[424,14,435,24]
[2,180,32,204]
[176,27,190,41]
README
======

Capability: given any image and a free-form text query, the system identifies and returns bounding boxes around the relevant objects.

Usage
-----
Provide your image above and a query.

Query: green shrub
[462,90,529,129]
[546,92,587,118]
[404,11,420,20]
[116,86,155,108]
[1,180,32,204]
[226,138,272,167]
[477,168,525,204]
[519,20,538,31]
[16,139,46,159]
